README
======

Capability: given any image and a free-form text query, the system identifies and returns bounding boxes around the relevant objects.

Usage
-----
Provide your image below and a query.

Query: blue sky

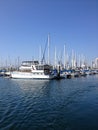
[0,0,97,65]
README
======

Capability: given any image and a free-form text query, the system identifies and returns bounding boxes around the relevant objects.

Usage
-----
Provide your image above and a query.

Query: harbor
[0,34,98,80]
[0,55,98,130]
[0,0,97,129]
[0,58,98,80]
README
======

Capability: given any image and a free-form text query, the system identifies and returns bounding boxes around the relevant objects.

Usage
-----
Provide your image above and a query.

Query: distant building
[95,58,98,68]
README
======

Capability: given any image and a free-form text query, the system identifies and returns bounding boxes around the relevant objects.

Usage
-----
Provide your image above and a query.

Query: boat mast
[64,44,66,69]
[48,34,50,65]
[66,53,69,69]
[71,50,74,69]
[54,46,57,68]
[39,45,42,64]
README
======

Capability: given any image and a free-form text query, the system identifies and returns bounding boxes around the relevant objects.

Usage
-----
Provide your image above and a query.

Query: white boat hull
[11,71,54,79]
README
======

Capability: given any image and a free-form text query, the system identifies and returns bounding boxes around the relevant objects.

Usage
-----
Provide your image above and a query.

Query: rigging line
[41,37,48,64]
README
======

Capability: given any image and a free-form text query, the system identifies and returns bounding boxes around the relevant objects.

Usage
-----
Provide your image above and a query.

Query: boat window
[36,65,44,70]
[22,61,39,66]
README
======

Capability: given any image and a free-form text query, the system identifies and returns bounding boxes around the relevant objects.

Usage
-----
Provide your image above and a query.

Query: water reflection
[11,79,50,92]
[10,79,52,108]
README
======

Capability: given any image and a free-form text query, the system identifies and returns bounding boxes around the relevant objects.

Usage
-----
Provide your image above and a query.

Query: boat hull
[11,71,54,79]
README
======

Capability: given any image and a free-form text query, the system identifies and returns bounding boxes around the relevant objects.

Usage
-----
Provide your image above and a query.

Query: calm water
[0,75,98,130]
